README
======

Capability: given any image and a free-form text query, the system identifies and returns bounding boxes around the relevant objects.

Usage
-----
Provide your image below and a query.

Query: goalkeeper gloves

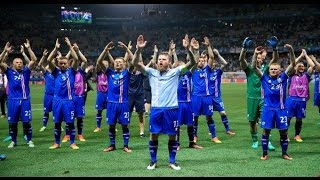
[242,37,253,50]
[266,36,278,50]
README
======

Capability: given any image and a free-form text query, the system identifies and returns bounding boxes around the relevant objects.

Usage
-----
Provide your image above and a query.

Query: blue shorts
[261,107,289,130]
[107,102,130,125]
[178,102,193,126]
[7,98,32,123]
[212,96,225,112]
[144,90,151,104]
[149,108,179,135]
[74,96,85,118]
[129,94,145,113]
[286,97,306,119]
[43,94,53,113]
[191,95,213,116]
[52,99,75,123]
[314,92,320,106]
[95,91,108,110]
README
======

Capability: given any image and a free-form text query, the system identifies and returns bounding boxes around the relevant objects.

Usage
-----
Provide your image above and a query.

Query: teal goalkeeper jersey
[244,64,268,99]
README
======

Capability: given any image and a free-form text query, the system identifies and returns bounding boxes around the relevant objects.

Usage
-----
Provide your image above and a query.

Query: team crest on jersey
[58,71,69,81]
[112,73,123,79]
[210,74,217,81]
[112,73,124,85]
[199,72,206,78]
[14,74,22,80]
[61,74,67,81]
[277,78,282,83]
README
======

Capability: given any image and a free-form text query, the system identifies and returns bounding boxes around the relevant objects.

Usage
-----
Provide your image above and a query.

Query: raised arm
[295,50,304,64]
[64,37,78,71]
[47,39,61,72]
[0,42,12,72]
[266,36,279,65]
[123,41,133,64]
[132,35,147,74]
[182,34,196,70]
[172,49,178,67]
[73,43,87,70]
[47,38,60,63]
[213,48,227,70]
[0,42,11,63]
[118,41,134,70]
[24,39,37,70]
[310,55,320,72]
[168,40,179,68]
[189,37,200,62]
[302,49,315,75]
[65,50,71,60]
[2,42,13,65]
[145,60,152,68]
[284,44,296,76]
[202,36,214,68]
[85,65,94,77]
[189,36,200,60]
[37,49,49,72]
[106,45,115,67]
[2,52,10,66]
[96,42,113,72]
[239,37,252,70]
[252,46,264,79]
[168,40,175,64]
[56,51,62,59]
[95,60,108,74]
[20,45,30,64]
[149,44,158,67]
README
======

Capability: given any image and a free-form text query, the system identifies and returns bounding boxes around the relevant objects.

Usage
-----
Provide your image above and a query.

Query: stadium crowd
[0,4,319,77]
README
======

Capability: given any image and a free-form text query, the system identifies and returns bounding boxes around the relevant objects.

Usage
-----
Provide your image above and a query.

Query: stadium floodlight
[61,6,65,9]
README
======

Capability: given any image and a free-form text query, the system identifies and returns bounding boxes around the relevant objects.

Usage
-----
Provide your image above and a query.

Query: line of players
[1,34,318,168]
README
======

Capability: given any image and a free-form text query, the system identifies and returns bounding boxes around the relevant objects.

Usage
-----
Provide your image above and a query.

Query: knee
[220,111,226,116]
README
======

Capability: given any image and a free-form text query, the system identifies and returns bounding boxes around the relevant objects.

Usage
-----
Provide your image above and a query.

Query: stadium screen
[61,9,92,24]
